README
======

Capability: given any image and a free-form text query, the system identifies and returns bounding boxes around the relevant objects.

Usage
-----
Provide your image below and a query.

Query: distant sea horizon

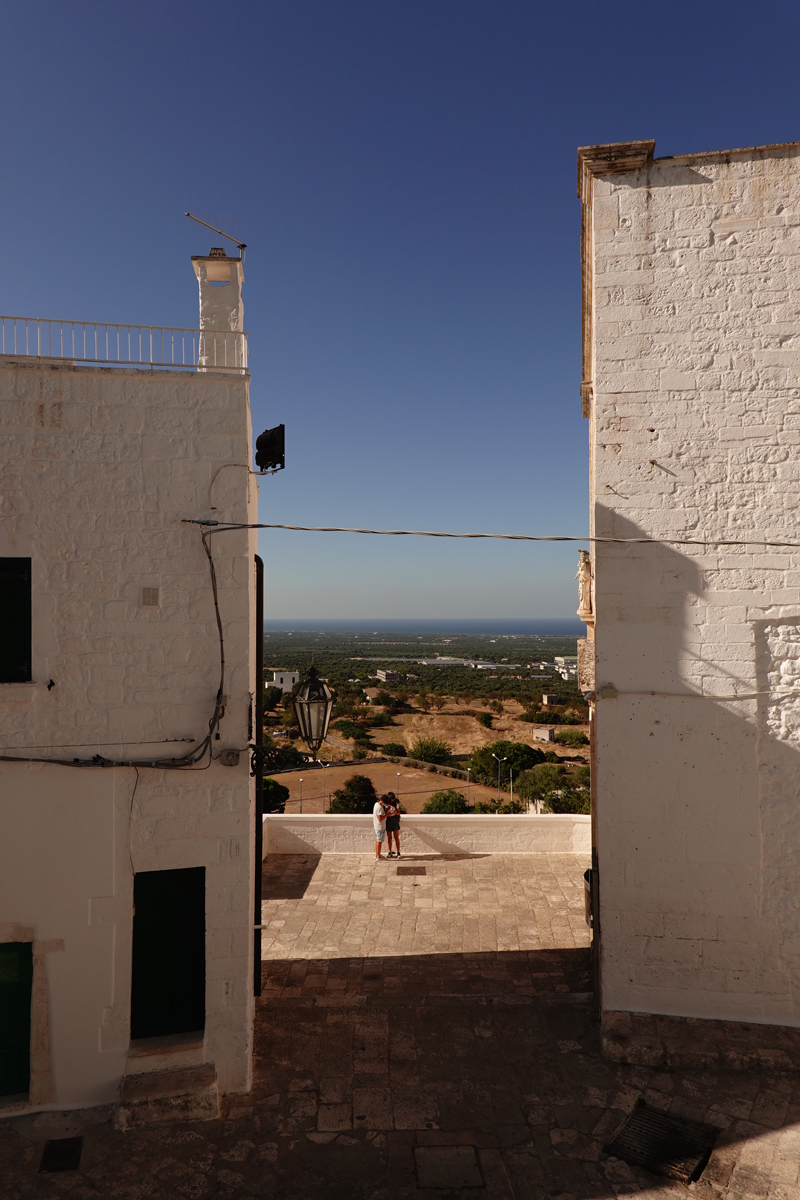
[262,618,584,636]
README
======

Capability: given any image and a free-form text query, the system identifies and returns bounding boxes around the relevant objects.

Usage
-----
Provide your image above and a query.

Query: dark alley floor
[1,855,798,1198]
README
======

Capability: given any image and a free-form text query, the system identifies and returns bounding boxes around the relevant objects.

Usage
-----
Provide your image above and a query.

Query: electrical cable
[209,463,284,506]
[0,738,195,752]
[196,521,800,551]
[13,511,800,772]
[0,531,227,770]
[128,766,139,875]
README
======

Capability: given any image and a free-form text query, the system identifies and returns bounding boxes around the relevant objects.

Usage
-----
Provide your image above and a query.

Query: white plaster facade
[581,139,800,1028]
[0,261,258,1112]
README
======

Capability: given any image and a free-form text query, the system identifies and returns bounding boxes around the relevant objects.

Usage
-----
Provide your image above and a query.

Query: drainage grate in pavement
[39,1137,83,1173]
[397,866,426,876]
[605,1100,716,1183]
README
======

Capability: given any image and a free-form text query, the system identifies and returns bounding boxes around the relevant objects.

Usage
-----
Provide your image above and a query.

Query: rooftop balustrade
[0,315,247,372]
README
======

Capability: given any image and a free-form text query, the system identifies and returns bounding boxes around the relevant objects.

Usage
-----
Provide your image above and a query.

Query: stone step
[116,1062,219,1129]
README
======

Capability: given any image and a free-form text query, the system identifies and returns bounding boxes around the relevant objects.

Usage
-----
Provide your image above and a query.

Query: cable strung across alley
[193,521,800,551]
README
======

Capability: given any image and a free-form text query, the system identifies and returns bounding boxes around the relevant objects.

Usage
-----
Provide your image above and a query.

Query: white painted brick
[590,144,800,1026]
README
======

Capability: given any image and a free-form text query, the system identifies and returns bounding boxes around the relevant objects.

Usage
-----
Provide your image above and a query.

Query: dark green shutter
[0,943,33,1096]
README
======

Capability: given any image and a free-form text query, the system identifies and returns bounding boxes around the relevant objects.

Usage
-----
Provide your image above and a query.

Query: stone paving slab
[1,856,798,1198]
[4,990,800,1198]
[260,852,592,968]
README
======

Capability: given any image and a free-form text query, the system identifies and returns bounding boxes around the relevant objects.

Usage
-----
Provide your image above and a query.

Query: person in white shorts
[373,796,388,860]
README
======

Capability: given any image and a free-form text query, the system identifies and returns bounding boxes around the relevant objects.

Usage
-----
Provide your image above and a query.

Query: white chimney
[191,248,245,369]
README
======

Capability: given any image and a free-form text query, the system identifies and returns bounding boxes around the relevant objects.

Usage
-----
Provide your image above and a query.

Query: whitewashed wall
[586,142,800,1025]
[0,359,257,1109]
[263,814,591,856]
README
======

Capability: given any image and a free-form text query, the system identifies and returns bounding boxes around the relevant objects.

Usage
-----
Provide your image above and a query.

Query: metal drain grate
[397,865,426,876]
[605,1101,715,1183]
[40,1137,83,1173]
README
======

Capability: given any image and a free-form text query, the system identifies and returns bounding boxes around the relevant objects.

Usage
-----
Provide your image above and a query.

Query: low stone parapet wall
[262,813,591,857]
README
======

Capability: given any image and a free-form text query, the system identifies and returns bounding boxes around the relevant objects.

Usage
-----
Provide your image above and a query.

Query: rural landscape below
[262,629,589,815]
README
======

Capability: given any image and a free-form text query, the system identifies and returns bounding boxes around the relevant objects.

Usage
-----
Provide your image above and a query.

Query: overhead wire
[197,521,800,551]
[12,512,800,771]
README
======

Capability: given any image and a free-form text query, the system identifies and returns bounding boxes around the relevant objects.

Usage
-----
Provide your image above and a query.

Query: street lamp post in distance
[491,753,507,807]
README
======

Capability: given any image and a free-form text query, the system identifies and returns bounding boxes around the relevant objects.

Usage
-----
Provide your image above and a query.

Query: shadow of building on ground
[261,947,592,999]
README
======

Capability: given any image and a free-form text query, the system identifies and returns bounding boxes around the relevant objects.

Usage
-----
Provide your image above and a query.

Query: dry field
[272,760,502,814]
[368,697,588,759]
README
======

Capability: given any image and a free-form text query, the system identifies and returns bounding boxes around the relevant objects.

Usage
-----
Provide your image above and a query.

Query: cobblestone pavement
[2,855,800,1198]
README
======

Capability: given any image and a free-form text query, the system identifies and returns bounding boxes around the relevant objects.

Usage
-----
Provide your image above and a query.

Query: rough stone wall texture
[0,360,257,1108]
[588,144,800,1026]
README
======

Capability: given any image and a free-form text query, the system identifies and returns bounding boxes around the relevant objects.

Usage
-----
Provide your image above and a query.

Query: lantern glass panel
[292,669,335,754]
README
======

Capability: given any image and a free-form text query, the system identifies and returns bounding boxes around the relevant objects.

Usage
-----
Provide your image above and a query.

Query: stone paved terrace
[3,853,800,1198]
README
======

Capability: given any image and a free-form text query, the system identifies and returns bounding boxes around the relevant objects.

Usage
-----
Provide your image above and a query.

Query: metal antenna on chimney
[185,212,247,262]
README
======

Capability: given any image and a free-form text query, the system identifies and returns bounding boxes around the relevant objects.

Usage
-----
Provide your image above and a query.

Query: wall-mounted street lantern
[293,666,335,756]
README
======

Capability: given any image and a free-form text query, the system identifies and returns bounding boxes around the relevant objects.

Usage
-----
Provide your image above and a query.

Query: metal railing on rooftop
[0,316,248,372]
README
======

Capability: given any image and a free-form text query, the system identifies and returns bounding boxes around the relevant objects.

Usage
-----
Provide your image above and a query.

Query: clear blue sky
[3,1,799,620]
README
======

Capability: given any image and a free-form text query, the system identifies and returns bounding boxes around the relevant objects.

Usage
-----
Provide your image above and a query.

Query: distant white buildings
[416,658,522,670]
[532,727,555,743]
[376,668,401,683]
[271,669,299,693]
[554,656,578,681]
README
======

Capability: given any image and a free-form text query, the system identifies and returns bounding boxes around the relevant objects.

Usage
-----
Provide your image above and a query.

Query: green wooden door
[0,942,33,1096]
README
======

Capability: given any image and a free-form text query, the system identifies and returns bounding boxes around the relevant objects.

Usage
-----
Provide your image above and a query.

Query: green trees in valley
[408,736,452,765]
[467,740,545,787]
[328,774,379,814]
[422,789,469,813]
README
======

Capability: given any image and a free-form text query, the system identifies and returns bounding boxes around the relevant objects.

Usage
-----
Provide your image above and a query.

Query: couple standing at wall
[372,793,401,860]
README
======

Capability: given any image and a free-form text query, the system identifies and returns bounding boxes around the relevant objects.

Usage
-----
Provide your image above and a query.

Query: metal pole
[510,768,513,807]
[299,778,303,814]
[253,554,264,998]
[467,769,471,808]
[397,772,401,803]
[322,763,326,812]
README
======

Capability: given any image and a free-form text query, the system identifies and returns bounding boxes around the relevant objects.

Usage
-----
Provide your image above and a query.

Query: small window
[141,587,160,608]
[0,558,32,682]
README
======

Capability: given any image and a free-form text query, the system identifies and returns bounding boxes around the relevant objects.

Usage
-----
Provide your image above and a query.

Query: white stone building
[580,138,800,1060]
[270,669,299,693]
[0,250,259,1119]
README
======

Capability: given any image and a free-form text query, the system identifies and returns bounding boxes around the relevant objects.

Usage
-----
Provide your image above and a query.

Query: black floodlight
[255,424,285,472]
[293,666,336,755]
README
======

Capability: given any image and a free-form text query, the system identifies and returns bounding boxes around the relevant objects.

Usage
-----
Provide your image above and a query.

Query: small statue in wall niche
[576,550,593,621]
